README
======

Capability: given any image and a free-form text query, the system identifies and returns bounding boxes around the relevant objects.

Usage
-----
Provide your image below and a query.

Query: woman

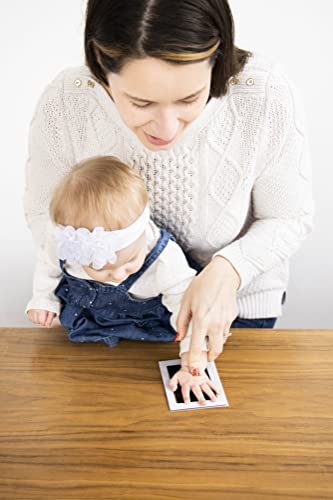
[24,0,313,372]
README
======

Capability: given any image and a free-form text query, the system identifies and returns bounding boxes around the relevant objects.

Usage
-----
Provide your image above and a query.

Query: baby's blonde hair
[50,155,149,230]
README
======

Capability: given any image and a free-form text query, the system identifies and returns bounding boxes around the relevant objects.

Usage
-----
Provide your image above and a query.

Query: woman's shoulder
[234,52,307,154]
[231,51,297,101]
[57,65,104,95]
[30,65,118,157]
[33,65,109,117]
[227,51,302,126]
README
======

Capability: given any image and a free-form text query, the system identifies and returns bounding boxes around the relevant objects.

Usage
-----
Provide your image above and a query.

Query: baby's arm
[154,240,207,355]
[26,221,62,327]
[155,241,224,404]
[162,293,208,362]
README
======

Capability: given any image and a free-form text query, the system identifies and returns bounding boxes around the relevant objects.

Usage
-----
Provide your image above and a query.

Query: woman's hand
[176,256,240,373]
[169,367,221,405]
[27,309,57,328]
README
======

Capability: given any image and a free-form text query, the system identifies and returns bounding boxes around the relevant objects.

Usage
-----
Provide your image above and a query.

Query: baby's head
[50,155,150,283]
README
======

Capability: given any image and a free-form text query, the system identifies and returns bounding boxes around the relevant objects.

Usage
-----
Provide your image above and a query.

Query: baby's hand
[27,309,56,328]
[169,367,221,405]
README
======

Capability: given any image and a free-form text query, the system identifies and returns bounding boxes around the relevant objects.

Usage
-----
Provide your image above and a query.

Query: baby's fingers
[191,385,206,405]
[37,310,48,326]
[207,379,221,395]
[169,373,179,392]
[181,384,191,404]
[27,310,38,325]
[201,383,217,402]
[45,312,55,328]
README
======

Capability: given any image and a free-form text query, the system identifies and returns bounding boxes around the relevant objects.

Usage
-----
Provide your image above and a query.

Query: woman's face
[106,57,213,150]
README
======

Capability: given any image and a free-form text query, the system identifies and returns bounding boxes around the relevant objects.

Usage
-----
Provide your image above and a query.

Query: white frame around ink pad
[158,359,229,411]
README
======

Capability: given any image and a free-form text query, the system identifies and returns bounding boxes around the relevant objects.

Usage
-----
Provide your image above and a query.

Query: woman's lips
[144,132,175,146]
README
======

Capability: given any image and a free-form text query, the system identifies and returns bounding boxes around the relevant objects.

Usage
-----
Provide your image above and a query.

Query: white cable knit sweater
[24,52,314,319]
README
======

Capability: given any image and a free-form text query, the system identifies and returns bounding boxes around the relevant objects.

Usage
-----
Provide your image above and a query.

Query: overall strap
[120,228,175,292]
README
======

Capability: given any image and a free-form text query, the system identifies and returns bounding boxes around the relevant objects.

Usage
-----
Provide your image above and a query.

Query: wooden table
[0,328,332,499]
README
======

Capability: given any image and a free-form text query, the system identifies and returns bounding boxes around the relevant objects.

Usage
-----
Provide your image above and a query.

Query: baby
[26,155,222,404]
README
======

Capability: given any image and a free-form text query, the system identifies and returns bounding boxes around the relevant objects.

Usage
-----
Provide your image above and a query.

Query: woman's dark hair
[84,0,251,98]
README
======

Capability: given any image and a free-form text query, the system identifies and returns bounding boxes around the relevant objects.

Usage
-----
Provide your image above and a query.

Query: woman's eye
[131,98,199,109]
[182,98,199,106]
[131,102,151,109]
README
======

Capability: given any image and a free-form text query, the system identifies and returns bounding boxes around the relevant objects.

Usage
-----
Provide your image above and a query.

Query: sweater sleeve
[23,80,75,250]
[153,240,208,356]
[212,69,314,291]
[25,221,62,316]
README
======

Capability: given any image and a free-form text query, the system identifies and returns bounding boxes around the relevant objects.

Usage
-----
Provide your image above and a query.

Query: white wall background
[1,1,332,328]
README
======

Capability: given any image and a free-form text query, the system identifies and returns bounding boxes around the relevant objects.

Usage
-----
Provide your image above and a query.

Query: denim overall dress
[54,227,183,347]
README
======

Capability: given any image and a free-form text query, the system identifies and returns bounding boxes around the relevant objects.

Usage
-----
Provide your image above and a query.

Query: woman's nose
[152,108,179,140]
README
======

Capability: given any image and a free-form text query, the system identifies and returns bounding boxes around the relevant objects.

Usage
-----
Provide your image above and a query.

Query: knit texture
[24,52,314,318]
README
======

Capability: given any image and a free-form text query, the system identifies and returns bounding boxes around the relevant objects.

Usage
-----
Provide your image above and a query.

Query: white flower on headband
[53,204,150,270]
[54,225,118,270]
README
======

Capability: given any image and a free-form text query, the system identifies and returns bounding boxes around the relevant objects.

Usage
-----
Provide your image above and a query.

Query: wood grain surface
[0,327,332,499]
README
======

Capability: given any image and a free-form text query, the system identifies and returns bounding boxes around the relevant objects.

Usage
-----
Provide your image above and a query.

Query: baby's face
[82,231,148,283]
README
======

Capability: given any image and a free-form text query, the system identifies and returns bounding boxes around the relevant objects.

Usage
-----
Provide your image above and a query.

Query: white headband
[54,204,150,270]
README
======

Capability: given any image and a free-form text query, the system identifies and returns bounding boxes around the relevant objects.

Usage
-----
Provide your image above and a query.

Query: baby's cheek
[83,266,106,281]
[83,267,94,278]
[135,255,146,271]
[130,263,140,274]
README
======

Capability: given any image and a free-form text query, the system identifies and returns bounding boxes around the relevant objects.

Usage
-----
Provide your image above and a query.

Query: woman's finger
[223,331,232,345]
[223,320,232,340]
[188,312,208,372]
[175,296,192,340]
[208,321,232,361]
[207,328,225,362]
